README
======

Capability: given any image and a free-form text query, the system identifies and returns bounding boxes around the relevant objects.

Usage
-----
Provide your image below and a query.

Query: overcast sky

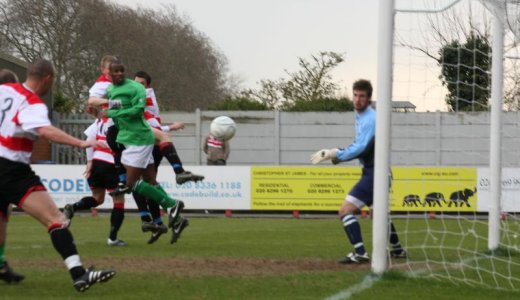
[114,1,378,90]
[113,0,456,111]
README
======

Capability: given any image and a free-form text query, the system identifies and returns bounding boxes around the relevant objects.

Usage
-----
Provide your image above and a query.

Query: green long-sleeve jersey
[107,79,155,146]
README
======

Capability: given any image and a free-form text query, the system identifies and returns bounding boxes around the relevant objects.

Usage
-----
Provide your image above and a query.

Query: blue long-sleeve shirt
[336,106,375,166]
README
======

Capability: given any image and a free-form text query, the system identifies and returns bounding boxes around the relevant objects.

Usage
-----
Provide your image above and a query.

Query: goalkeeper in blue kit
[311,79,407,264]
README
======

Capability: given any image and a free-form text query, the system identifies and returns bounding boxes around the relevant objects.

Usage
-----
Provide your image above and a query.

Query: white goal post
[372,0,395,275]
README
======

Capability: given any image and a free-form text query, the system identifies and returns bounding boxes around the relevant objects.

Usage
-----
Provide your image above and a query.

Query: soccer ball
[210,116,236,141]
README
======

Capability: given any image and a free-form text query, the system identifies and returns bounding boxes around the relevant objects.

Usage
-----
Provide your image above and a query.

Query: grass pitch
[1,214,519,299]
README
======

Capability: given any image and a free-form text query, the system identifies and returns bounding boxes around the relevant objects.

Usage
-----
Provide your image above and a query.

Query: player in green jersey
[103,61,188,244]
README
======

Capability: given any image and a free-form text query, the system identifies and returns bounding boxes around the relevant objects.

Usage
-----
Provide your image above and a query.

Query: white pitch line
[325,255,487,300]
[324,273,381,300]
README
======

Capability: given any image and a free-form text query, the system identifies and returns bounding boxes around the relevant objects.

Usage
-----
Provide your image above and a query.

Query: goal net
[387,0,520,290]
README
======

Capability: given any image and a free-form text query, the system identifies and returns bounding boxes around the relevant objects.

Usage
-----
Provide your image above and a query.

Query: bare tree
[75,2,228,111]
[0,0,85,98]
[396,1,520,111]
[0,0,229,111]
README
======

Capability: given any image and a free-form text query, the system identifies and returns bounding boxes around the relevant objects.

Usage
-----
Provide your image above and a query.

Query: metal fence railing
[52,113,95,164]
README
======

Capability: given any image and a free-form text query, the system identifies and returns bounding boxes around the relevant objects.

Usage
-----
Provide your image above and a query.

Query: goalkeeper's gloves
[310,148,339,165]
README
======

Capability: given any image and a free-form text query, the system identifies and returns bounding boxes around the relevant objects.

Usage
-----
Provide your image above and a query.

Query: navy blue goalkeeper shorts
[348,167,374,206]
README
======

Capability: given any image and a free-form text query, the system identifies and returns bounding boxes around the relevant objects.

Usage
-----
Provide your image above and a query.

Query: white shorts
[121,145,154,168]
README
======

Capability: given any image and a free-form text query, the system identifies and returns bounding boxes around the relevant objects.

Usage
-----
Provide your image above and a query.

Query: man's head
[109,60,126,85]
[26,59,55,96]
[134,71,151,88]
[0,69,19,84]
[352,79,373,112]
[100,55,118,76]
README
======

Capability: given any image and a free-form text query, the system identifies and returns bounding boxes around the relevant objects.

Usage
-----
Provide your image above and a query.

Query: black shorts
[0,157,46,216]
[106,125,125,154]
[87,160,118,190]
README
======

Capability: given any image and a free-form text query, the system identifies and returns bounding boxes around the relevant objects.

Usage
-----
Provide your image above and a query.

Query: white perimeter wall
[157,111,520,167]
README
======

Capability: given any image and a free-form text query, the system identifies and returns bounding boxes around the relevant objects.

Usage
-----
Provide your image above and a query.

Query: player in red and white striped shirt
[62,113,127,247]
[0,59,115,292]
[0,68,24,283]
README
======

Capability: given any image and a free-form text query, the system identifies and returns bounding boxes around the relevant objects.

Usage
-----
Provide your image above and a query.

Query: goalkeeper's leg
[389,222,407,258]
[340,200,367,255]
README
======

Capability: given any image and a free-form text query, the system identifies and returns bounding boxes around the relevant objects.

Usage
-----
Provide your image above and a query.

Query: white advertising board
[29,165,520,212]
[477,168,520,212]
[32,165,251,210]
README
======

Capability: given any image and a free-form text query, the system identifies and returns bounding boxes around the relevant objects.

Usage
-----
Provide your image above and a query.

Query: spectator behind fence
[203,133,230,165]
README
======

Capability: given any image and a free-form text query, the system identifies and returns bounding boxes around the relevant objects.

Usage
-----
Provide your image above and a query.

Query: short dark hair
[0,69,18,84]
[109,60,125,70]
[134,71,152,86]
[27,59,54,79]
[352,79,373,98]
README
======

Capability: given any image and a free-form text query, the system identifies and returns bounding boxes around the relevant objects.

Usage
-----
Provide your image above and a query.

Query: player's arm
[159,122,184,132]
[20,103,102,149]
[336,121,375,162]
[107,88,146,119]
[312,136,370,165]
[311,118,375,164]
[83,122,97,178]
[36,126,100,148]
[88,96,108,106]
[84,138,94,178]
[169,122,185,131]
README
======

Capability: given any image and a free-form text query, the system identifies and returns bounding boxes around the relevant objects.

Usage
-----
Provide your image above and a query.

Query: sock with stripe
[148,200,163,225]
[159,142,185,174]
[132,192,152,222]
[341,214,366,255]
[48,226,85,279]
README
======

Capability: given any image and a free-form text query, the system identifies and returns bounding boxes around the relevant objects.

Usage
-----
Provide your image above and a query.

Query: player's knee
[158,130,168,140]
[93,197,105,205]
[339,203,357,217]
[338,207,348,217]
[47,215,70,232]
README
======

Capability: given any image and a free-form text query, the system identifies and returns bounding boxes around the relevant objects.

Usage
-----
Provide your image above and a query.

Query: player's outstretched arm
[87,96,108,106]
[310,148,339,164]
[36,125,103,148]
[168,122,185,131]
